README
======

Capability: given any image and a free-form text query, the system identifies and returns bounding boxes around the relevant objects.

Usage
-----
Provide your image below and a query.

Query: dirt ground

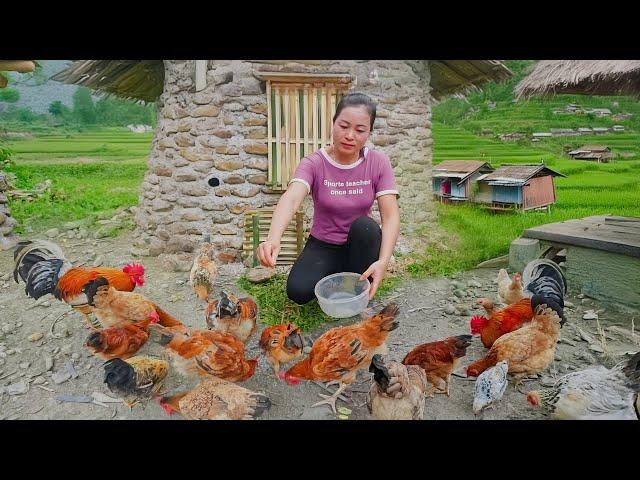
[1,230,638,421]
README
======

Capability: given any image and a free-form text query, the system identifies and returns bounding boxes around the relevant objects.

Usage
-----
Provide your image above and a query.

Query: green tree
[72,87,97,124]
[48,100,70,119]
[0,87,20,103]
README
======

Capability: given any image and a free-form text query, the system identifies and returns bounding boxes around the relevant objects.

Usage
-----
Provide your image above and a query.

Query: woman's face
[331,106,371,158]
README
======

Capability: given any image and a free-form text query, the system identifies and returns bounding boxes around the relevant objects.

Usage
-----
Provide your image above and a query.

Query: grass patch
[237,273,402,331]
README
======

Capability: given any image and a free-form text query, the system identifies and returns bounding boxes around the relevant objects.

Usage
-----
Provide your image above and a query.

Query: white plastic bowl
[314,272,370,318]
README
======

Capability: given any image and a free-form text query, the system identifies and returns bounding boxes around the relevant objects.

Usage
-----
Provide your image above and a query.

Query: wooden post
[252,214,260,267]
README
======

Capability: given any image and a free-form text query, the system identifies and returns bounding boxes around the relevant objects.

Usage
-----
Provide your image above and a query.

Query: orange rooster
[281,303,400,413]
[402,335,472,396]
[156,327,258,382]
[13,240,145,328]
[466,306,561,382]
[205,291,258,343]
[85,313,160,360]
[84,277,185,332]
[259,323,304,376]
[470,297,534,348]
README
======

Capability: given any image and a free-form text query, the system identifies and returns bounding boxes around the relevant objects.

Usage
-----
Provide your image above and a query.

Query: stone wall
[0,172,18,250]
[132,60,435,263]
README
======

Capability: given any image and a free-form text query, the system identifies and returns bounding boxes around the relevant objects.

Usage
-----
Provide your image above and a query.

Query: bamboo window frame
[265,78,351,190]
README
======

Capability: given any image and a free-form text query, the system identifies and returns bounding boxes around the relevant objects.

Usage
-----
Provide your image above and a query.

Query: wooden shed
[476,164,566,212]
[567,145,613,163]
[432,160,494,203]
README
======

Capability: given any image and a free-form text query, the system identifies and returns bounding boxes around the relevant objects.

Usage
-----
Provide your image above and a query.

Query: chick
[259,323,304,377]
[103,356,169,409]
[473,360,509,414]
[190,235,218,303]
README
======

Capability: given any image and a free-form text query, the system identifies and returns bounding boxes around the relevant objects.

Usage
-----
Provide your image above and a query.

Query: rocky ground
[1,228,639,421]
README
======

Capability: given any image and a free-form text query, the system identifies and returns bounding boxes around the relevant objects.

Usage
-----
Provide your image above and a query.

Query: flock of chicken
[11,239,640,420]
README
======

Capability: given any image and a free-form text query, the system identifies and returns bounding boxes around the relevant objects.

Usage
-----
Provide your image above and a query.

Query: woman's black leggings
[286,216,382,305]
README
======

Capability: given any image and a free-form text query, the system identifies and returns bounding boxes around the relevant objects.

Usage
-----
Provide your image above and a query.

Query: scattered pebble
[91,392,122,404]
[19,362,30,369]
[7,381,29,396]
[28,332,44,342]
[444,305,457,315]
[32,376,46,385]
[246,266,277,284]
[5,349,15,355]
[453,289,465,298]
[577,294,585,299]
[51,371,71,385]
[539,376,556,387]
[71,353,80,360]
[583,310,598,321]
[589,344,605,353]
[1,324,15,334]
[44,354,54,371]
[564,301,575,308]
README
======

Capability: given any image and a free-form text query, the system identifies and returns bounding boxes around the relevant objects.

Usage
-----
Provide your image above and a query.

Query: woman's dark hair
[333,93,377,131]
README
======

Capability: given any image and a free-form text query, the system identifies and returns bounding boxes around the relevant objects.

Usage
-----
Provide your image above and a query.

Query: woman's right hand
[257,239,281,268]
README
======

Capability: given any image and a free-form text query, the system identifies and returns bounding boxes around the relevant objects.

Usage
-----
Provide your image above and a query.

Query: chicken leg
[311,382,349,414]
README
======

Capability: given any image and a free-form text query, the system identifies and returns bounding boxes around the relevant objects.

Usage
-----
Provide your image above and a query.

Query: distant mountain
[9,60,82,113]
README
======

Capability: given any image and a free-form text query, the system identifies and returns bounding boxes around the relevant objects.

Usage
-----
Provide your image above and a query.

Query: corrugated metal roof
[480,164,566,183]
[434,160,492,174]
[580,145,611,151]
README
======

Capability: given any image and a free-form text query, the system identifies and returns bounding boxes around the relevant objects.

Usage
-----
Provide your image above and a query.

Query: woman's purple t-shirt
[289,147,399,245]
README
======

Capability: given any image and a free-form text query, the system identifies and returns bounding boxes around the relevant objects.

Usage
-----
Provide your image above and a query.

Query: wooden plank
[295,89,301,179]
[302,88,309,158]
[312,87,318,153]
[320,88,326,147]
[266,81,273,185]
[283,87,290,189]
[274,87,281,188]
[604,216,640,223]
[523,222,640,258]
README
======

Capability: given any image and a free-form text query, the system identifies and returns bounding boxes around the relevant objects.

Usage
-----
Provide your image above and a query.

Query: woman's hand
[257,239,281,268]
[360,259,388,300]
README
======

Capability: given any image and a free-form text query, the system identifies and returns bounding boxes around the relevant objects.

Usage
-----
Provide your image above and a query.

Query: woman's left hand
[360,259,388,300]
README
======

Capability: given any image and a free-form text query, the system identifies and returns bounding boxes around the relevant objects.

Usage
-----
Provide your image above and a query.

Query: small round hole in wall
[208,177,220,187]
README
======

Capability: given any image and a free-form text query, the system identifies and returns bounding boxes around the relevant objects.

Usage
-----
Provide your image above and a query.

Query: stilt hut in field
[475,164,565,212]
[432,160,494,202]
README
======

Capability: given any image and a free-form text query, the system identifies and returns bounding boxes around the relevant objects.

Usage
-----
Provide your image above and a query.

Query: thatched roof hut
[53,60,511,103]
[515,60,640,99]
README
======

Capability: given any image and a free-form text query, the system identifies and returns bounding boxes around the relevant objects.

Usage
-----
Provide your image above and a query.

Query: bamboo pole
[274,87,281,189]
[266,81,273,186]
